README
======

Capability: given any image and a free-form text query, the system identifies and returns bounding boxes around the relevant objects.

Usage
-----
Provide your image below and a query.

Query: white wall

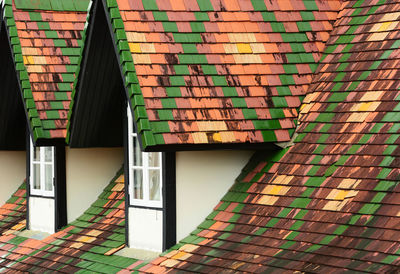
[66,147,124,223]
[29,197,55,233]
[176,150,253,241]
[0,151,26,205]
[129,207,163,252]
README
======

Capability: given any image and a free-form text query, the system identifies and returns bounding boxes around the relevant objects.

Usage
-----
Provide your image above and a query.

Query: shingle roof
[3,0,400,272]
[0,169,143,272]
[99,0,341,149]
[142,0,400,272]
[2,0,89,141]
[0,182,26,236]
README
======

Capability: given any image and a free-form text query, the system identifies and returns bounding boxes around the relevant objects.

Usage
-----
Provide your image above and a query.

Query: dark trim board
[25,129,31,230]
[128,204,163,211]
[144,142,282,152]
[123,99,130,246]
[54,145,67,230]
[163,152,176,250]
[29,195,55,200]
[35,138,67,147]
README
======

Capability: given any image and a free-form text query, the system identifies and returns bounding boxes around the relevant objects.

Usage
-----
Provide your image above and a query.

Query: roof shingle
[145,0,400,272]
[2,0,89,141]
[102,0,341,149]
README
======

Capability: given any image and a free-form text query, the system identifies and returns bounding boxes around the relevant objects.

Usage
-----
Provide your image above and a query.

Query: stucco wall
[176,150,253,241]
[66,147,124,223]
[0,151,26,206]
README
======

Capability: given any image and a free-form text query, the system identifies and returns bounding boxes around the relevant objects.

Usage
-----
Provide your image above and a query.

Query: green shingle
[162,22,178,32]
[152,11,168,21]
[142,0,158,10]
[196,0,214,11]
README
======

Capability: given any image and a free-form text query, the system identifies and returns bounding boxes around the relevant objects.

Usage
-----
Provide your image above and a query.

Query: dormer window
[126,107,178,252]
[127,108,163,208]
[29,139,55,197]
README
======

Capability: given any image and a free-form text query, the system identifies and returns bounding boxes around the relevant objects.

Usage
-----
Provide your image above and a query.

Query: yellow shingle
[334,190,348,200]
[378,21,395,31]
[23,56,34,65]
[212,132,222,142]
[129,43,141,53]
[269,185,283,195]
[115,175,125,183]
[237,43,252,53]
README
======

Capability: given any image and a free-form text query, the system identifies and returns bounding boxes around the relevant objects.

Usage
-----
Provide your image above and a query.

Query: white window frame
[29,139,55,197]
[127,107,163,208]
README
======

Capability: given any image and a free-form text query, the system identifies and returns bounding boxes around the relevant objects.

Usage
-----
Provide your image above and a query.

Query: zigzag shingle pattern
[2,0,89,140]
[0,170,142,273]
[0,183,26,236]
[111,0,341,148]
[144,0,400,272]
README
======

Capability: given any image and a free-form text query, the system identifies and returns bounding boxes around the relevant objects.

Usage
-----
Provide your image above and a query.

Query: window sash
[30,139,55,197]
[127,107,163,208]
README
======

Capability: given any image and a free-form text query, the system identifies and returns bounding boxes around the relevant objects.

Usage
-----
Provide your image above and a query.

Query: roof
[141,0,400,271]
[68,0,341,150]
[0,169,144,272]
[2,0,400,272]
[0,182,26,235]
[1,0,89,143]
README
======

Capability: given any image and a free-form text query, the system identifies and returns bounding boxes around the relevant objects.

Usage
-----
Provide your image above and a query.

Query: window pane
[44,147,53,162]
[45,164,53,191]
[149,170,161,201]
[132,169,143,199]
[33,146,40,161]
[133,136,142,166]
[148,152,160,167]
[33,164,40,190]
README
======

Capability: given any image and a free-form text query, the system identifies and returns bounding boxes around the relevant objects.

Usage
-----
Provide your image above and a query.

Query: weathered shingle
[0,182,26,236]
[2,0,89,140]
[145,0,400,272]
[0,169,139,273]
[100,0,341,148]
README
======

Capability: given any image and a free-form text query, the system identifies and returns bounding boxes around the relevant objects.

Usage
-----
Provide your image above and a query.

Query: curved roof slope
[0,182,26,236]
[0,169,141,272]
[144,1,400,272]
[2,0,89,142]
[109,0,341,148]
